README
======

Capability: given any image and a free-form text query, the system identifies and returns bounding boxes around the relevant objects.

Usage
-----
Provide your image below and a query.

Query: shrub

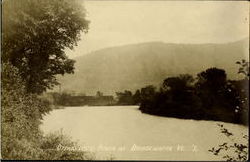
[1,63,47,159]
[39,130,95,160]
[1,63,94,160]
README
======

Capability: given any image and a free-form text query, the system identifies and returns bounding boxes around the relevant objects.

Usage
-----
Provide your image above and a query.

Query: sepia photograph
[1,0,249,161]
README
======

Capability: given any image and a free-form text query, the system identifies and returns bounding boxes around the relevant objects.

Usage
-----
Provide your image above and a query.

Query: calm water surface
[41,106,248,160]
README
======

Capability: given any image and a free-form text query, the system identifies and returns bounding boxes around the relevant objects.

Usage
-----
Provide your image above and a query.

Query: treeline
[140,63,249,125]
[47,90,136,107]
[47,91,115,106]
[117,61,249,125]
[115,88,152,105]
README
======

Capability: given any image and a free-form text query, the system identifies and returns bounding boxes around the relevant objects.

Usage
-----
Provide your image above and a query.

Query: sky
[66,1,249,58]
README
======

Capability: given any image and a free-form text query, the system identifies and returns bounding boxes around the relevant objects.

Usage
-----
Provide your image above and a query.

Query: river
[41,106,248,160]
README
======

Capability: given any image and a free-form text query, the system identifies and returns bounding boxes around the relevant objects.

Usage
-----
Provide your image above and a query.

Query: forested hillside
[58,38,248,95]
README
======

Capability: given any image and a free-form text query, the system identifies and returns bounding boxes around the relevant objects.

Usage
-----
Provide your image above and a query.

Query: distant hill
[56,38,249,95]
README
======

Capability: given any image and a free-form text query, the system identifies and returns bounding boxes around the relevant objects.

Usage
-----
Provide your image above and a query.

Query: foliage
[226,79,249,124]
[48,91,115,106]
[1,63,94,160]
[162,74,197,106]
[96,91,104,97]
[234,59,249,124]
[116,90,134,105]
[236,59,249,78]
[138,64,249,125]
[2,0,89,94]
[1,63,49,159]
[39,130,94,160]
[195,68,226,108]
[139,76,202,119]
[208,124,248,161]
[133,90,142,105]
[195,68,238,122]
[138,85,157,112]
[196,68,227,89]
[49,92,72,106]
[2,0,93,159]
[163,74,194,92]
[140,85,157,101]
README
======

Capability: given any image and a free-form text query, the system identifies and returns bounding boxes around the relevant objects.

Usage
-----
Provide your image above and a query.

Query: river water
[41,106,248,160]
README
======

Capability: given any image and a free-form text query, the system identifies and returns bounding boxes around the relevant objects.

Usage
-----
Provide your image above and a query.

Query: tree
[162,74,197,105]
[139,85,157,113]
[161,74,201,118]
[163,74,194,93]
[133,89,141,105]
[1,63,50,159]
[236,59,249,79]
[196,68,227,93]
[1,64,94,159]
[116,90,134,105]
[2,0,89,94]
[195,68,227,108]
[225,79,248,125]
[208,61,249,160]
[233,60,249,124]
[140,85,156,101]
[96,91,103,98]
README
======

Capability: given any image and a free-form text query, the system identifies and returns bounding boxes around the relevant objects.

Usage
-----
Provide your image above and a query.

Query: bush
[1,63,94,160]
[1,63,46,159]
[39,130,95,160]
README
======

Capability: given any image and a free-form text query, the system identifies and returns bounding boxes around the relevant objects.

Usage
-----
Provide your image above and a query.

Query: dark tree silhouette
[163,74,194,92]
[133,89,142,105]
[116,90,134,105]
[138,65,248,124]
[195,68,227,109]
[2,0,89,94]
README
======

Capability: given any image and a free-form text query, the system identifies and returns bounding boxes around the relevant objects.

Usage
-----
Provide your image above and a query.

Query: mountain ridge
[74,37,249,58]
[57,38,249,95]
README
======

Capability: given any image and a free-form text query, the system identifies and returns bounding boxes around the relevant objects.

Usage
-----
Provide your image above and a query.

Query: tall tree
[196,68,228,109]
[163,74,194,92]
[2,0,89,94]
[133,89,141,105]
[140,85,156,101]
